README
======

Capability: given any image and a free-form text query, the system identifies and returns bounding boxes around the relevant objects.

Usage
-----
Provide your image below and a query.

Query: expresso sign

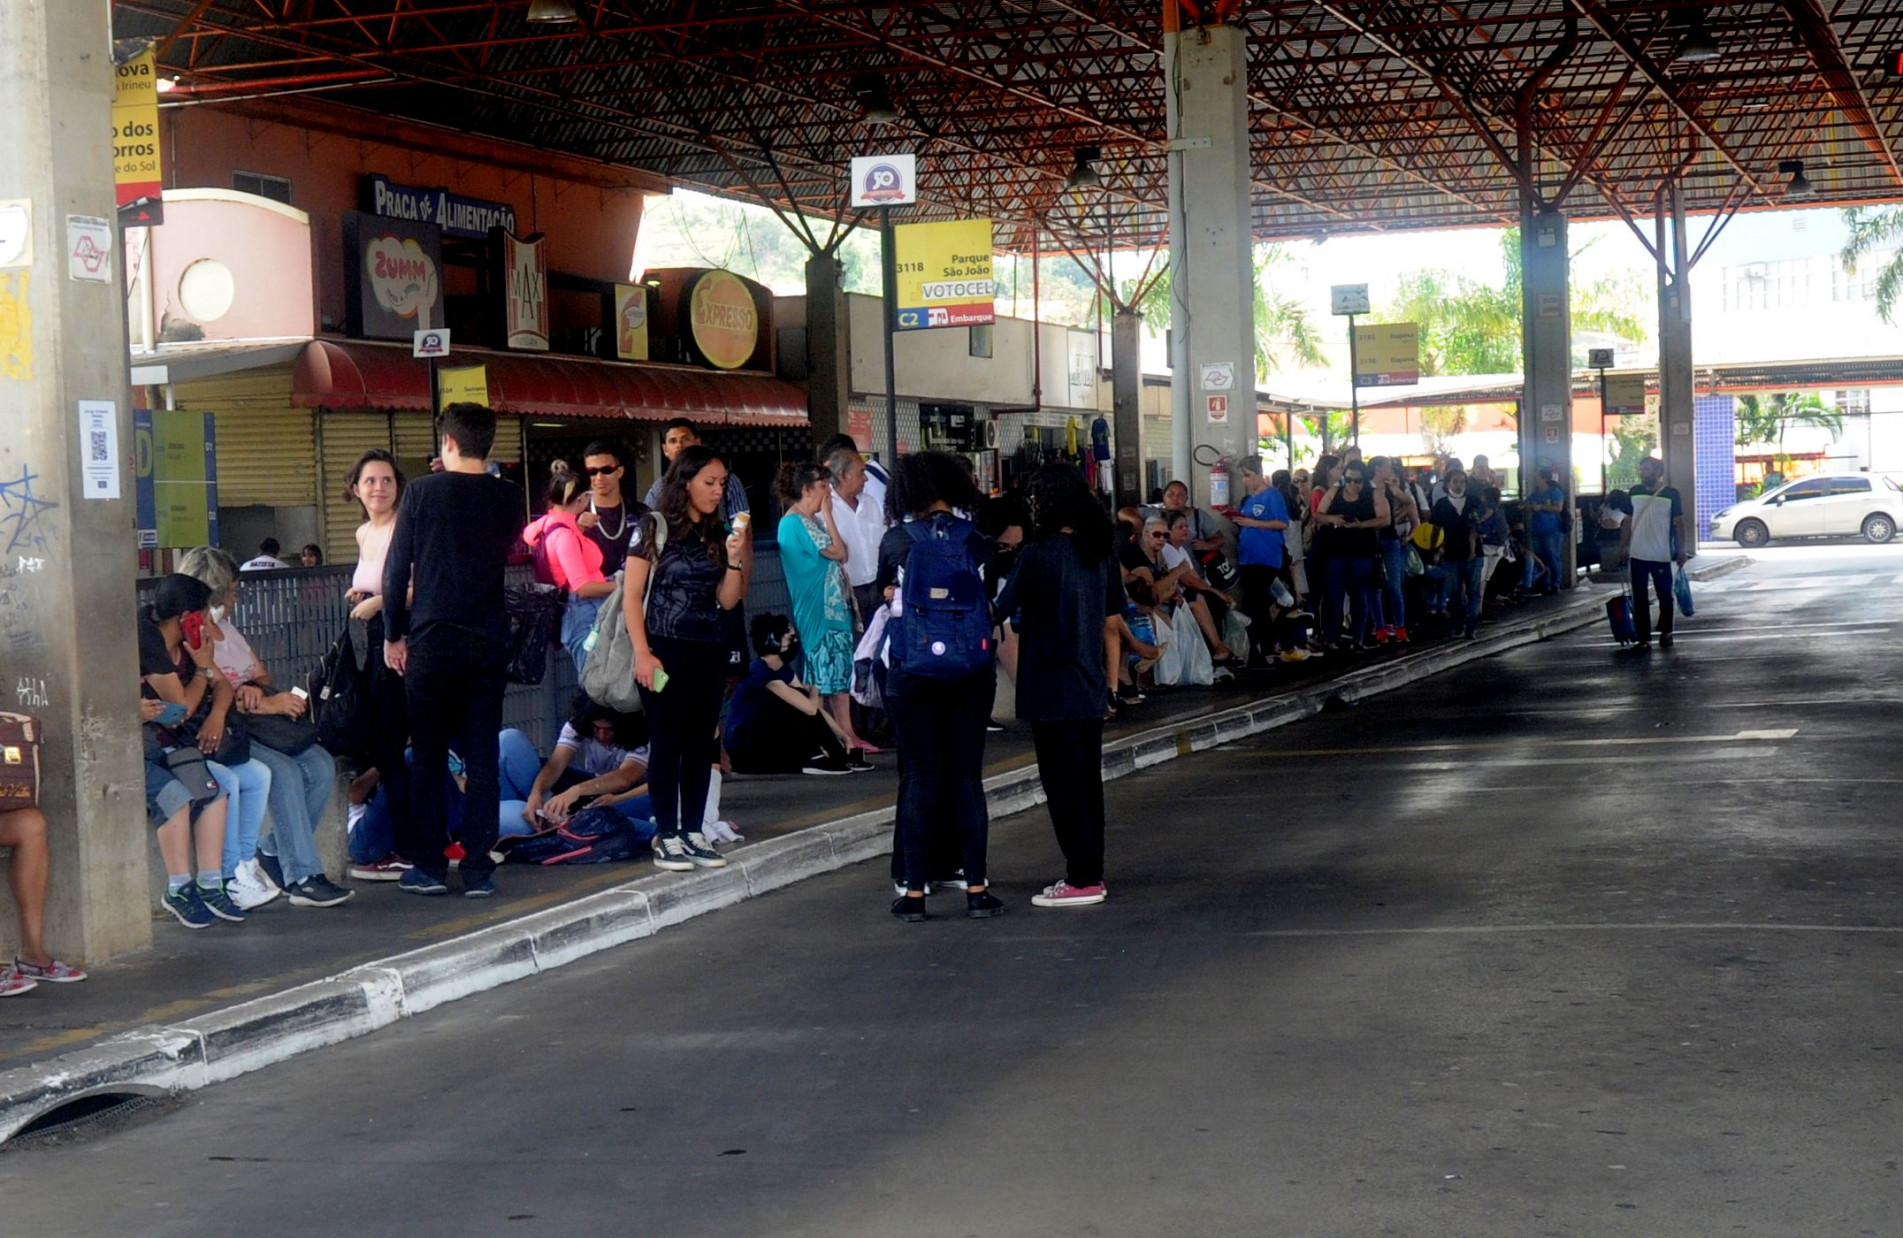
[364,174,517,243]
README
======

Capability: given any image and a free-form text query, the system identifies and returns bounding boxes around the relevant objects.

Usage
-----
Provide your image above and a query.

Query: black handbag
[505,582,565,685]
[243,708,320,757]
[176,708,251,767]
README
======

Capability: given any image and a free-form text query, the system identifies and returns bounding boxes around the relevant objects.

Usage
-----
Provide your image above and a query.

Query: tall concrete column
[1164,19,1257,506]
[1656,183,1697,511]
[0,4,151,962]
[1519,205,1576,581]
[1111,309,1143,508]
[804,254,851,448]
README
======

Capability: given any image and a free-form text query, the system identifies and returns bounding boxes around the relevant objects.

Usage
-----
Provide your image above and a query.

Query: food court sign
[364,174,516,242]
[893,218,995,331]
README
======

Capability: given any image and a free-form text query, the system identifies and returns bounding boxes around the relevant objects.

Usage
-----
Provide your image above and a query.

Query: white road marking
[1244,923,1903,938]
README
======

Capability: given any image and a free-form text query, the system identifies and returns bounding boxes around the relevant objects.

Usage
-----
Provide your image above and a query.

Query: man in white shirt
[824,446,885,624]
[239,538,291,572]
[1617,456,1693,650]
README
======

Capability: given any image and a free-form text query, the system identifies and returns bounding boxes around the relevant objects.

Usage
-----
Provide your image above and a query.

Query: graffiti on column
[0,465,58,554]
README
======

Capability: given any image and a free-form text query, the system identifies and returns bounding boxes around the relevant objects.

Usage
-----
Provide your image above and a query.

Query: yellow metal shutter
[317,413,395,565]
[169,367,315,508]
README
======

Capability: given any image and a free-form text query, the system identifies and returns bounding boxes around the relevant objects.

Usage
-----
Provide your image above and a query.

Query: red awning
[291,339,808,428]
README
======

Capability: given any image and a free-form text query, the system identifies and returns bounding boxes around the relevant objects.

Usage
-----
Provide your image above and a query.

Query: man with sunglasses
[575,439,647,578]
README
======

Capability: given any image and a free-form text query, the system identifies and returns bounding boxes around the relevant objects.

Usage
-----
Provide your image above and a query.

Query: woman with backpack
[995,464,1122,909]
[522,465,615,674]
[878,450,1004,922]
[625,445,751,873]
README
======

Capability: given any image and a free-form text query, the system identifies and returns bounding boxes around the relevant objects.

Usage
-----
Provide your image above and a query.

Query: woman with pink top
[521,466,616,673]
[341,449,414,881]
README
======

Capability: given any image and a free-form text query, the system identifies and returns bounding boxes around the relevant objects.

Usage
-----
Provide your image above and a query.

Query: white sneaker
[226,860,281,910]
[346,802,367,836]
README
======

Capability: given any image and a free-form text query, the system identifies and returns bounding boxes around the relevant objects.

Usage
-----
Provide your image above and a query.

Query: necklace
[591,496,626,541]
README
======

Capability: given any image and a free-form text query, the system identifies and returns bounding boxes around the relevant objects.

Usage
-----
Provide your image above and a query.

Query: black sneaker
[802,755,853,776]
[197,884,247,923]
[844,749,876,772]
[399,868,450,895]
[891,895,928,923]
[162,885,216,930]
[965,890,1006,919]
[462,876,497,899]
[254,850,285,890]
[683,833,729,868]
[985,718,1006,733]
[286,875,354,907]
[652,835,696,872]
[1659,634,1675,649]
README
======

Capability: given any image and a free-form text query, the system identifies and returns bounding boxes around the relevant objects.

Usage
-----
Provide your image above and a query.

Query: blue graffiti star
[0,465,60,554]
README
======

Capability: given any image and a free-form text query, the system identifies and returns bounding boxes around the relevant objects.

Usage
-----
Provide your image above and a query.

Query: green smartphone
[650,668,669,693]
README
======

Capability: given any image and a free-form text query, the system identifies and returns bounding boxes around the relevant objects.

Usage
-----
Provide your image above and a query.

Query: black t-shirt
[137,609,205,746]
[1118,542,1158,577]
[1430,494,1483,562]
[382,471,525,645]
[585,499,647,578]
[1322,490,1381,558]
[724,656,793,747]
[995,535,1123,723]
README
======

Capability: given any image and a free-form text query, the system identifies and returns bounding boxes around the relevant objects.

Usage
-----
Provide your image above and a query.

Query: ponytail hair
[545,461,585,510]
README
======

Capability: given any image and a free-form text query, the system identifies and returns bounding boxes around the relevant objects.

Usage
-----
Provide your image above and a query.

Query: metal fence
[142,544,792,753]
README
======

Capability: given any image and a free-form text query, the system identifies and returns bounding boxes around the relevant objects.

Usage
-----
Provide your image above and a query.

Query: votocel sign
[342,212,442,341]
[894,218,995,331]
[688,270,759,370]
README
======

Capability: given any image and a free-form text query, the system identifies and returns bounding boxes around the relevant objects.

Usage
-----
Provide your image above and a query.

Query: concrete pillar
[1111,309,1143,508]
[1519,205,1575,581]
[1164,20,1257,507]
[804,254,851,448]
[0,4,152,961]
[1656,183,1697,511]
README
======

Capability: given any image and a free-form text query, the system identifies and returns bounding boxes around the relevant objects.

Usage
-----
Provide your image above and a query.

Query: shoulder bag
[579,513,668,713]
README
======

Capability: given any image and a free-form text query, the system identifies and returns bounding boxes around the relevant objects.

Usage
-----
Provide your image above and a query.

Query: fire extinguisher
[1208,455,1232,509]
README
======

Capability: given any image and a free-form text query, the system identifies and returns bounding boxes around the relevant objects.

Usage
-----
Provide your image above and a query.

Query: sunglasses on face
[1148,531,1167,540]
[585,465,620,477]
[1343,476,1366,485]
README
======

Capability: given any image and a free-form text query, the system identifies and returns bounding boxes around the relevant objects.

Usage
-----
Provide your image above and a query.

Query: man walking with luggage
[1618,456,1693,651]
[382,403,526,897]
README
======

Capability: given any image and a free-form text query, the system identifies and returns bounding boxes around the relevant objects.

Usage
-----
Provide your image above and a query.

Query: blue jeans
[561,594,604,675]
[1323,555,1378,645]
[1521,529,1566,591]
[1375,540,1410,632]
[252,743,335,886]
[1439,557,1486,636]
[209,757,273,879]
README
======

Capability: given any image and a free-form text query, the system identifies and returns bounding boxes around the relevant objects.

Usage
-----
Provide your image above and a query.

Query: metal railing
[142,546,792,753]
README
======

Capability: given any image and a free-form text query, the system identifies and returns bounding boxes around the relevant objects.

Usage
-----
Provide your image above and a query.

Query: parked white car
[1710,473,1903,547]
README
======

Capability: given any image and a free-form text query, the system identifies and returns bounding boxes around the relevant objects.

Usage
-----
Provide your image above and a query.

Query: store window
[233,171,293,205]
[969,324,993,359]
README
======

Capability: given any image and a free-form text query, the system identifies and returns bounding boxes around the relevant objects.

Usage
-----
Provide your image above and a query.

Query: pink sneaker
[1031,880,1108,908]
[13,957,86,984]
[0,967,36,997]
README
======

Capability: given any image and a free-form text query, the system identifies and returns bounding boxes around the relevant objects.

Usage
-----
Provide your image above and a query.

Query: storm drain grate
[3,1093,165,1151]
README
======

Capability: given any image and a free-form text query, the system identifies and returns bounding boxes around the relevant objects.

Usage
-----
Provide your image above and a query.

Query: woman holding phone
[624,445,750,873]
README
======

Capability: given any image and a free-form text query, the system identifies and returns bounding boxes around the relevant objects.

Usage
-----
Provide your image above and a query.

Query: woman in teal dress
[775,460,872,755]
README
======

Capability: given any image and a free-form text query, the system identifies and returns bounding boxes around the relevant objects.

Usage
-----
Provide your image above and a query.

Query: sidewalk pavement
[0,561,1747,1142]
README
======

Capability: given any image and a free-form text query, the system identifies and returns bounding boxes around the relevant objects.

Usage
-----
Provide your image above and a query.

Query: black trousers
[1239,563,1289,660]
[638,635,730,837]
[886,672,994,891]
[364,614,412,861]
[1030,718,1107,888]
[727,695,846,774]
[403,631,508,882]
[1630,558,1675,642]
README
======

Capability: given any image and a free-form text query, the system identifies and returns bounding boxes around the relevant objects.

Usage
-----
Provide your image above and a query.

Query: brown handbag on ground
[0,711,43,811]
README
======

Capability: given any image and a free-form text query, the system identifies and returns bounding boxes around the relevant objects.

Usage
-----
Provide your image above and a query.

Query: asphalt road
[4,543,1899,1238]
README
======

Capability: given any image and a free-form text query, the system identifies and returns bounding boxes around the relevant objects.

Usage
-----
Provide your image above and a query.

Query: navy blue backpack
[502,806,654,866]
[887,516,992,680]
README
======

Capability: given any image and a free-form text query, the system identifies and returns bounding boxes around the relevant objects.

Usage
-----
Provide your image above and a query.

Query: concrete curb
[1689,554,1751,583]
[0,587,1625,1144]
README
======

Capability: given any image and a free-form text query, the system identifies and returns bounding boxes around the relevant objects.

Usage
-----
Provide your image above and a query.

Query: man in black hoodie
[1429,467,1487,639]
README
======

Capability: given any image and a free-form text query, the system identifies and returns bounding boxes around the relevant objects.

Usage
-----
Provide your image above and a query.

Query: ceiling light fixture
[155,74,179,93]
[526,0,580,24]
[852,73,899,126]
[1066,146,1103,190]
[1779,159,1814,199]
[1675,12,1720,63]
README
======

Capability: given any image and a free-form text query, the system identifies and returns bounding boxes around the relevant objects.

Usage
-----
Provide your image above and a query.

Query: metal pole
[1597,365,1608,496]
[1347,311,1361,448]
[880,205,900,462]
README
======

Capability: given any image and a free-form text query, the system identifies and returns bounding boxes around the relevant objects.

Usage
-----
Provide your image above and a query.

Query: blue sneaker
[163,885,216,930]
[196,884,247,923]
[399,869,449,896]
[461,876,496,899]
[254,849,285,890]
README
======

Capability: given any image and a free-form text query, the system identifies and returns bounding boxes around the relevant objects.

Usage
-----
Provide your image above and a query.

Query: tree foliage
[1118,243,1325,378]
[1839,206,1903,324]
[1733,391,1844,451]
[1385,230,1650,376]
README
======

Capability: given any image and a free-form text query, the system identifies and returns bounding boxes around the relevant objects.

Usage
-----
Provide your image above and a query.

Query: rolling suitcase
[1605,587,1638,646]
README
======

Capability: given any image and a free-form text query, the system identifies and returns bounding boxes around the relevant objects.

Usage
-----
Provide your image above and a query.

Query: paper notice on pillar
[67,215,113,282]
[79,401,121,500]
[0,201,31,269]
[1206,394,1230,424]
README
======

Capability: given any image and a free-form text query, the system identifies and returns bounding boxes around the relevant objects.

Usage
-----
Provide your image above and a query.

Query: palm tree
[1120,243,1327,378]
[1734,391,1844,460]
[1839,206,1903,323]
[1386,230,1649,376]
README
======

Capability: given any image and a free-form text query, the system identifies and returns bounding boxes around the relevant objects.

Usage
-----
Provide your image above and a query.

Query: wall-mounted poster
[342,211,442,341]
[613,282,649,361]
[494,229,549,352]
